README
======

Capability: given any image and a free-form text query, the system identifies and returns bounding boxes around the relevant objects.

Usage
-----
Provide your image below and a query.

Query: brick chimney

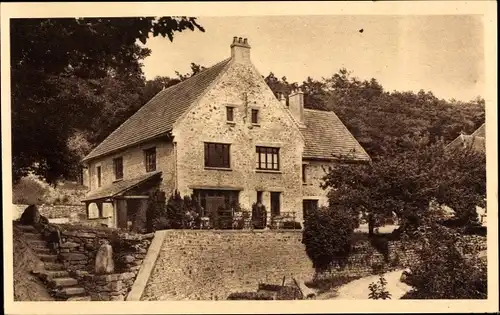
[289,88,305,126]
[278,93,287,107]
[230,36,251,63]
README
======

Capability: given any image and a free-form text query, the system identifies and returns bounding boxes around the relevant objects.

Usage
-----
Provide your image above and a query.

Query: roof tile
[83,58,231,161]
[301,109,371,161]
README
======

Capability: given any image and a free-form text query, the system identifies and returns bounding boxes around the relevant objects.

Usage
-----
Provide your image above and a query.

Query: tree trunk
[368,214,375,236]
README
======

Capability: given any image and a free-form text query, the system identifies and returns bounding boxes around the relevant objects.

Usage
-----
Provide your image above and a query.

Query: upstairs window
[96,166,102,188]
[204,142,230,168]
[251,109,259,124]
[226,106,234,122]
[144,147,156,172]
[113,157,123,180]
[302,164,307,183]
[256,146,279,171]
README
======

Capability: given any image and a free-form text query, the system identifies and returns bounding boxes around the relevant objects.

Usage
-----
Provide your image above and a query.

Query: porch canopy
[82,171,162,227]
[82,171,162,203]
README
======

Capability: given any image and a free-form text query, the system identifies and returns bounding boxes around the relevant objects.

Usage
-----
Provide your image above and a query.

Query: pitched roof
[301,109,371,161]
[82,171,161,201]
[446,123,486,153]
[471,123,485,138]
[83,58,231,162]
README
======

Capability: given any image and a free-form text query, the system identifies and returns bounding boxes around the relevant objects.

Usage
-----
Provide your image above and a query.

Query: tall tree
[322,136,486,234]
[11,17,205,184]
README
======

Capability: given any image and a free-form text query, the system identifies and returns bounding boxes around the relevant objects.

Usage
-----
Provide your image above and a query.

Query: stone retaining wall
[14,204,86,221]
[142,230,314,301]
[57,224,153,274]
[35,221,153,301]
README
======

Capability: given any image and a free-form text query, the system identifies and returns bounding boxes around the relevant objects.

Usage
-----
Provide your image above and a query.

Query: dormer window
[226,106,234,122]
[251,109,259,124]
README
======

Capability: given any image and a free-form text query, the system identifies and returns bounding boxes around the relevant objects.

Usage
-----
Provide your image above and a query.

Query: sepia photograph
[1,1,498,314]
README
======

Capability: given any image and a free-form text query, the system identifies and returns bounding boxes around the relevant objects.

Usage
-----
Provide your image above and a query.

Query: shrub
[146,190,167,232]
[368,275,392,300]
[302,206,358,272]
[251,202,267,229]
[401,221,487,299]
[226,292,274,300]
[282,221,302,230]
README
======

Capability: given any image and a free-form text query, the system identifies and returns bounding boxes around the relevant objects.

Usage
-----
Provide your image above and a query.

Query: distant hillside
[12,174,88,205]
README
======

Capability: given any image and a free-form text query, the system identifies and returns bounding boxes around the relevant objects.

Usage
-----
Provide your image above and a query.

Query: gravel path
[316,269,412,300]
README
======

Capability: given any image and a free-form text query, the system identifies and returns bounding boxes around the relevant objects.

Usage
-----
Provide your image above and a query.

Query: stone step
[67,296,91,301]
[28,239,48,248]
[49,277,79,288]
[39,254,58,263]
[55,287,86,299]
[17,224,37,232]
[43,262,66,271]
[38,270,70,281]
[24,232,44,240]
[33,247,52,254]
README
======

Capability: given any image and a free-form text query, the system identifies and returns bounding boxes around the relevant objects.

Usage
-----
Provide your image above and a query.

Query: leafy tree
[322,135,486,235]
[302,206,359,272]
[140,62,207,104]
[401,220,487,299]
[11,17,205,184]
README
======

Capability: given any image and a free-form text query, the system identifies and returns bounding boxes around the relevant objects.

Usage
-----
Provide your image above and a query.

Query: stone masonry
[141,230,314,301]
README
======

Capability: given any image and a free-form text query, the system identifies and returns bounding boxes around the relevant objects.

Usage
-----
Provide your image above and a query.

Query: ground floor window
[192,189,239,217]
[303,199,319,218]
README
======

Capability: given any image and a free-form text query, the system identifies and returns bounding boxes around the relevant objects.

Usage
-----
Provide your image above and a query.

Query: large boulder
[19,204,41,225]
[95,243,114,275]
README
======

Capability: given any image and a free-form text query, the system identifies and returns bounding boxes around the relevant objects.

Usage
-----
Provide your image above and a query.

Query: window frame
[204,142,231,169]
[256,146,280,171]
[251,109,259,124]
[144,147,157,172]
[113,157,123,181]
[302,163,307,183]
[226,106,235,122]
[96,165,102,188]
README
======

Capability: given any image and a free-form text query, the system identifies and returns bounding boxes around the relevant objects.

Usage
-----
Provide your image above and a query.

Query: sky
[142,15,484,102]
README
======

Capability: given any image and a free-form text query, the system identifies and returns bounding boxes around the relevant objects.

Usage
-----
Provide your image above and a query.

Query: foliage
[305,274,362,295]
[146,190,167,232]
[11,17,204,184]
[302,206,359,272]
[322,136,486,234]
[368,275,392,300]
[251,202,267,229]
[281,221,302,230]
[401,220,487,299]
[12,174,87,205]
[226,291,274,300]
[264,68,484,161]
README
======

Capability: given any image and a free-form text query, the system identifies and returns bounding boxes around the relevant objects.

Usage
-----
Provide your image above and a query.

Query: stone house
[81,37,370,230]
[445,123,487,225]
[446,123,485,153]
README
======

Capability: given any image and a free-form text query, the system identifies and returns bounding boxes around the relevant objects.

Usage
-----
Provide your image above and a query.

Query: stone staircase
[16,223,91,301]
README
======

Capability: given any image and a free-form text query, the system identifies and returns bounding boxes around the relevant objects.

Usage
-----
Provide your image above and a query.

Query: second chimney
[289,88,305,126]
[230,36,251,63]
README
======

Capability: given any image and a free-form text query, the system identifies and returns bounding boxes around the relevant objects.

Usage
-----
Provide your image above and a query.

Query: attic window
[226,106,234,122]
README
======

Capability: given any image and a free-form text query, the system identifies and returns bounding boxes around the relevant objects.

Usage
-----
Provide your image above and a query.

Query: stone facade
[84,139,175,194]
[173,55,306,221]
[301,160,336,207]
